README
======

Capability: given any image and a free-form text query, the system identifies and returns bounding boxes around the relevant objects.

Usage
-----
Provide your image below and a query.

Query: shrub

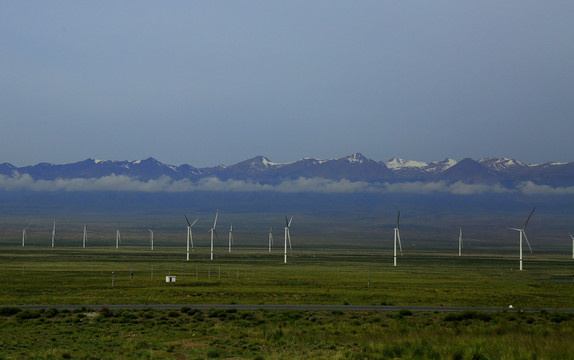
[44,308,59,318]
[100,307,114,318]
[16,310,41,320]
[0,307,22,316]
[444,311,491,322]
[206,347,221,358]
[398,309,413,317]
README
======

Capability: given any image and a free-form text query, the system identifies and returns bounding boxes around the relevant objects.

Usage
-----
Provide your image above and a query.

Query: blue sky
[1,1,573,167]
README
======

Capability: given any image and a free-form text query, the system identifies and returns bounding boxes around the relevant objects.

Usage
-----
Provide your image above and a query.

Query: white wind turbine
[210,210,219,261]
[284,216,293,264]
[184,215,199,261]
[228,224,233,253]
[508,207,535,271]
[268,227,273,253]
[458,228,462,256]
[22,224,31,247]
[51,219,56,248]
[569,233,574,260]
[115,224,121,249]
[147,225,155,250]
[393,211,403,267]
[83,225,87,248]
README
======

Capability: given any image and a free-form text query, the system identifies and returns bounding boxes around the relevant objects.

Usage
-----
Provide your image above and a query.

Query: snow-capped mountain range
[1,153,573,187]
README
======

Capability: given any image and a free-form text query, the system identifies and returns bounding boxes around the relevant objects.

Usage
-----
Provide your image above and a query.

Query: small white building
[165,276,176,283]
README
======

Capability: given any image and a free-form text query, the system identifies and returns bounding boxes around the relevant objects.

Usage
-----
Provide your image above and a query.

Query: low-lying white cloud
[0,173,570,195]
[517,181,574,195]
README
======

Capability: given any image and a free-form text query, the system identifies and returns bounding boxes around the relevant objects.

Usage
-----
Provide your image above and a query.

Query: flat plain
[1,241,574,359]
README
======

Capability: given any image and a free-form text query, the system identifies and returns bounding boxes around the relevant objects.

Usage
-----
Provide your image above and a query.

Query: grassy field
[1,245,574,359]
[1,306,574,359]
[1,245,573,308]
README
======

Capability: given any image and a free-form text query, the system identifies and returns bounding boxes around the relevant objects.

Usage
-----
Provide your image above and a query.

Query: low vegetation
[1,307,573,359]
[1,245,573,358]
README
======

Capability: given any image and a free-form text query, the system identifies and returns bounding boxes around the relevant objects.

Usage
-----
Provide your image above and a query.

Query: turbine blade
[397,229,403,254]
[213,210,219,229]
[288,216,293,227]
[397,211,400,229]
[191,217,199,228]
[184,215,192,227]
[523,206,536,230]
[570,233,574,240]
[523,231,533,254]
[285,216,289,227]
[287,229,292,250]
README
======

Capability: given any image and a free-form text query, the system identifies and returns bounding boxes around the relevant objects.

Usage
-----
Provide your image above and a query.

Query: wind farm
[2,198,574,359]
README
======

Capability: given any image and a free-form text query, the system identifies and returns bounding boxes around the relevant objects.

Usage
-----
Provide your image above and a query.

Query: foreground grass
[1,307,573,359]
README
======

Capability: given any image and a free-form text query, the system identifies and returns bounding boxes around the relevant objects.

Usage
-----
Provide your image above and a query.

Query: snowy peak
[232,155,279,171]
[384,158,457,174]
[344,153,368,164]
[478,158,528,171]
[385,158,428,170]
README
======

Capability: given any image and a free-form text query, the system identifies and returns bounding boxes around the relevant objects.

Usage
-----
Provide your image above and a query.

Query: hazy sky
[1,1,573,167]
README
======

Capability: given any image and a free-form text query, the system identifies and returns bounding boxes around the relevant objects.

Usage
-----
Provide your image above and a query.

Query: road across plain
[4,304,574,313]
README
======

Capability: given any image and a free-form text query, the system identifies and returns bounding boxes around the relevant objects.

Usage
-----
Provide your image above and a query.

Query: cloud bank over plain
[1,173,573,196]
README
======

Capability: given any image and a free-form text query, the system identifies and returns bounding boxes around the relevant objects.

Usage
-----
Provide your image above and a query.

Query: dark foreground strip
[4,304,574,313]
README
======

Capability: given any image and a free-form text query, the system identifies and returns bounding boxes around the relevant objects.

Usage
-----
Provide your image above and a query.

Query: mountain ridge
[1,153,573,187]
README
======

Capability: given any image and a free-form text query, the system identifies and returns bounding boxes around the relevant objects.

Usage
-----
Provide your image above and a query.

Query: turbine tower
[51,219,56,248]
[209,210,219,260]
[458,228,463,256]
[509,207,535,271]
[569,233,574,260]
[284,216,293,264]
[147,225,155,250]
[228,224,233,253]
[268,227,273,253]
[115,224,121,249]
[184,215,199,261]
[83,225,87,248]
[22,224,31,247]
[393,211,403,267]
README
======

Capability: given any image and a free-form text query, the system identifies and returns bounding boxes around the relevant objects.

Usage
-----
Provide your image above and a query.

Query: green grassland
[1,306,574,359]
[1,245,573,308]
[1,240,574,359]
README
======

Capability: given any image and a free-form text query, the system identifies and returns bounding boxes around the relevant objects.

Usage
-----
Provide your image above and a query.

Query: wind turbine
[393,211,403,267]
[268,227,273,253]
[508,207,535,271]
[228,224,233,253]
[569,233,574,260]
[284,216,293,264]
[184,215,199,261]
[458,228,463,256]
[22,224,31,247]
[115,224,121,249]
[83,225,87,248]
[147,225,155,250]
[210,210,219,260]
[51,219,56,248]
